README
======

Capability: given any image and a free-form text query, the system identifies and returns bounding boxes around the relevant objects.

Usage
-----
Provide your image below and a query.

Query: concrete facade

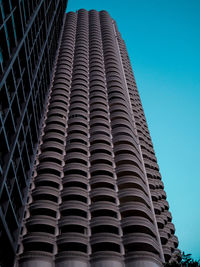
[15,9,179,267]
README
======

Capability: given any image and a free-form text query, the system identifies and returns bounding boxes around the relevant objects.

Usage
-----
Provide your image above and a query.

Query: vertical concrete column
[55,9,90,267]
[88,10,124,267]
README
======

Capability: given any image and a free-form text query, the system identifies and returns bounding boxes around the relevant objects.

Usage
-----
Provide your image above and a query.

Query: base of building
[19,259,53,267]
[126,259,162,267]
[91,260,124,267]
[56,260,89,267]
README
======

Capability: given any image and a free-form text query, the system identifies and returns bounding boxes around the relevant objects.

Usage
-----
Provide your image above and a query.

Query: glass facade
[0,1,67,266]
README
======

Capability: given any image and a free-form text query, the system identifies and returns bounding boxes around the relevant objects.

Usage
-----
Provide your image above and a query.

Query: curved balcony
[123,232,160,256]
[91,159,113,170]
[90,202,119,219]
[157,200,165,212]
[66,133,89,145]
[62,171,88,185]
[112,126,135,140]
[29,201,58,219]
[39,151,63,163]
[90,134,112,146]
[90,216,120,229]
[32,186,59,198]
[70,93,88,104]
[67,125,88,137]
[163,223,172,238]
[111,113,133,127]
[117,175,147,194]
[120,202,154,223]
[90,103,109,113]
[57,233,89,254]
[73,65,88,75]
[49,94,69,107]
[60,204,88,219]
[162,245,172,262]
[121,216,157,239]
[90,77,105,88]
[90,175,115,190]
[113,132,138,147]
[162,199,169,210]
[153,201,162,215]
[155,214,165,229]
[159,229,168,245]
[115,153,143,170]
[72,73,88,83]
[90,110,108,121]
[106,75,123,85]
[163,211,172,222]
[118,188,151,209]
[50,95,69,106]
[147,178,156,190]
[89,60,105,70]
[68,117,88,128]
[37,162,62,177]
[53,79,71,90]
[44,124,66,136]
[166,239,175,252]
[72,58,88,68]
[89,72,105,82]
[43,129,65,141]
[49,102,68,113]
[90,118,110,129]
[53,77,71,88]
[22,232,55,254]
[116,164,145,182]
[63,163,89,176]
[90,188,117,204]
[56,58,72,68]
[47,108,67,120]
[61,188,88,204]
[150,190,159,202]
[68,111,88,121]
[26,215,57,233]
[46,115,66,126]
[60,200,88,214]
[59,216,88,231]
[55,68,72,78]
[90,164,114,178]
[90,233,122,254]
[64,152,88,163]
[171,235,178,248]
[90,96,108,108]
[159,189,167,199]
[113,142,140,156]
[167,222,175,234]
[34,174,61,191]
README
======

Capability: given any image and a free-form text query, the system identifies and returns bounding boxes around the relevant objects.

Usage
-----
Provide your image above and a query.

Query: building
[0,6,179,267]
[0,1,67,266]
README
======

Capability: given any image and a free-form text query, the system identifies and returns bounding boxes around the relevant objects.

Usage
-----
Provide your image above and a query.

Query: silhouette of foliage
[164,251,200,267]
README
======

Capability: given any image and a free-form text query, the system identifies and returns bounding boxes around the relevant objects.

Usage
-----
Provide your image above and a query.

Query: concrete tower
[16,9,179,267]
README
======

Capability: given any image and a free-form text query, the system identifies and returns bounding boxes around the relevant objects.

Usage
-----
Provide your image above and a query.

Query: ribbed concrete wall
[16,9,179,267]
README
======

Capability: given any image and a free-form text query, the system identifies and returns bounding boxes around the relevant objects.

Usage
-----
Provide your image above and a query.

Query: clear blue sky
[67,0,200,260]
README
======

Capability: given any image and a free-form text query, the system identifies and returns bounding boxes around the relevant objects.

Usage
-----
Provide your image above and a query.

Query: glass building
[14,9,179,267]
[0,1,67,266]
